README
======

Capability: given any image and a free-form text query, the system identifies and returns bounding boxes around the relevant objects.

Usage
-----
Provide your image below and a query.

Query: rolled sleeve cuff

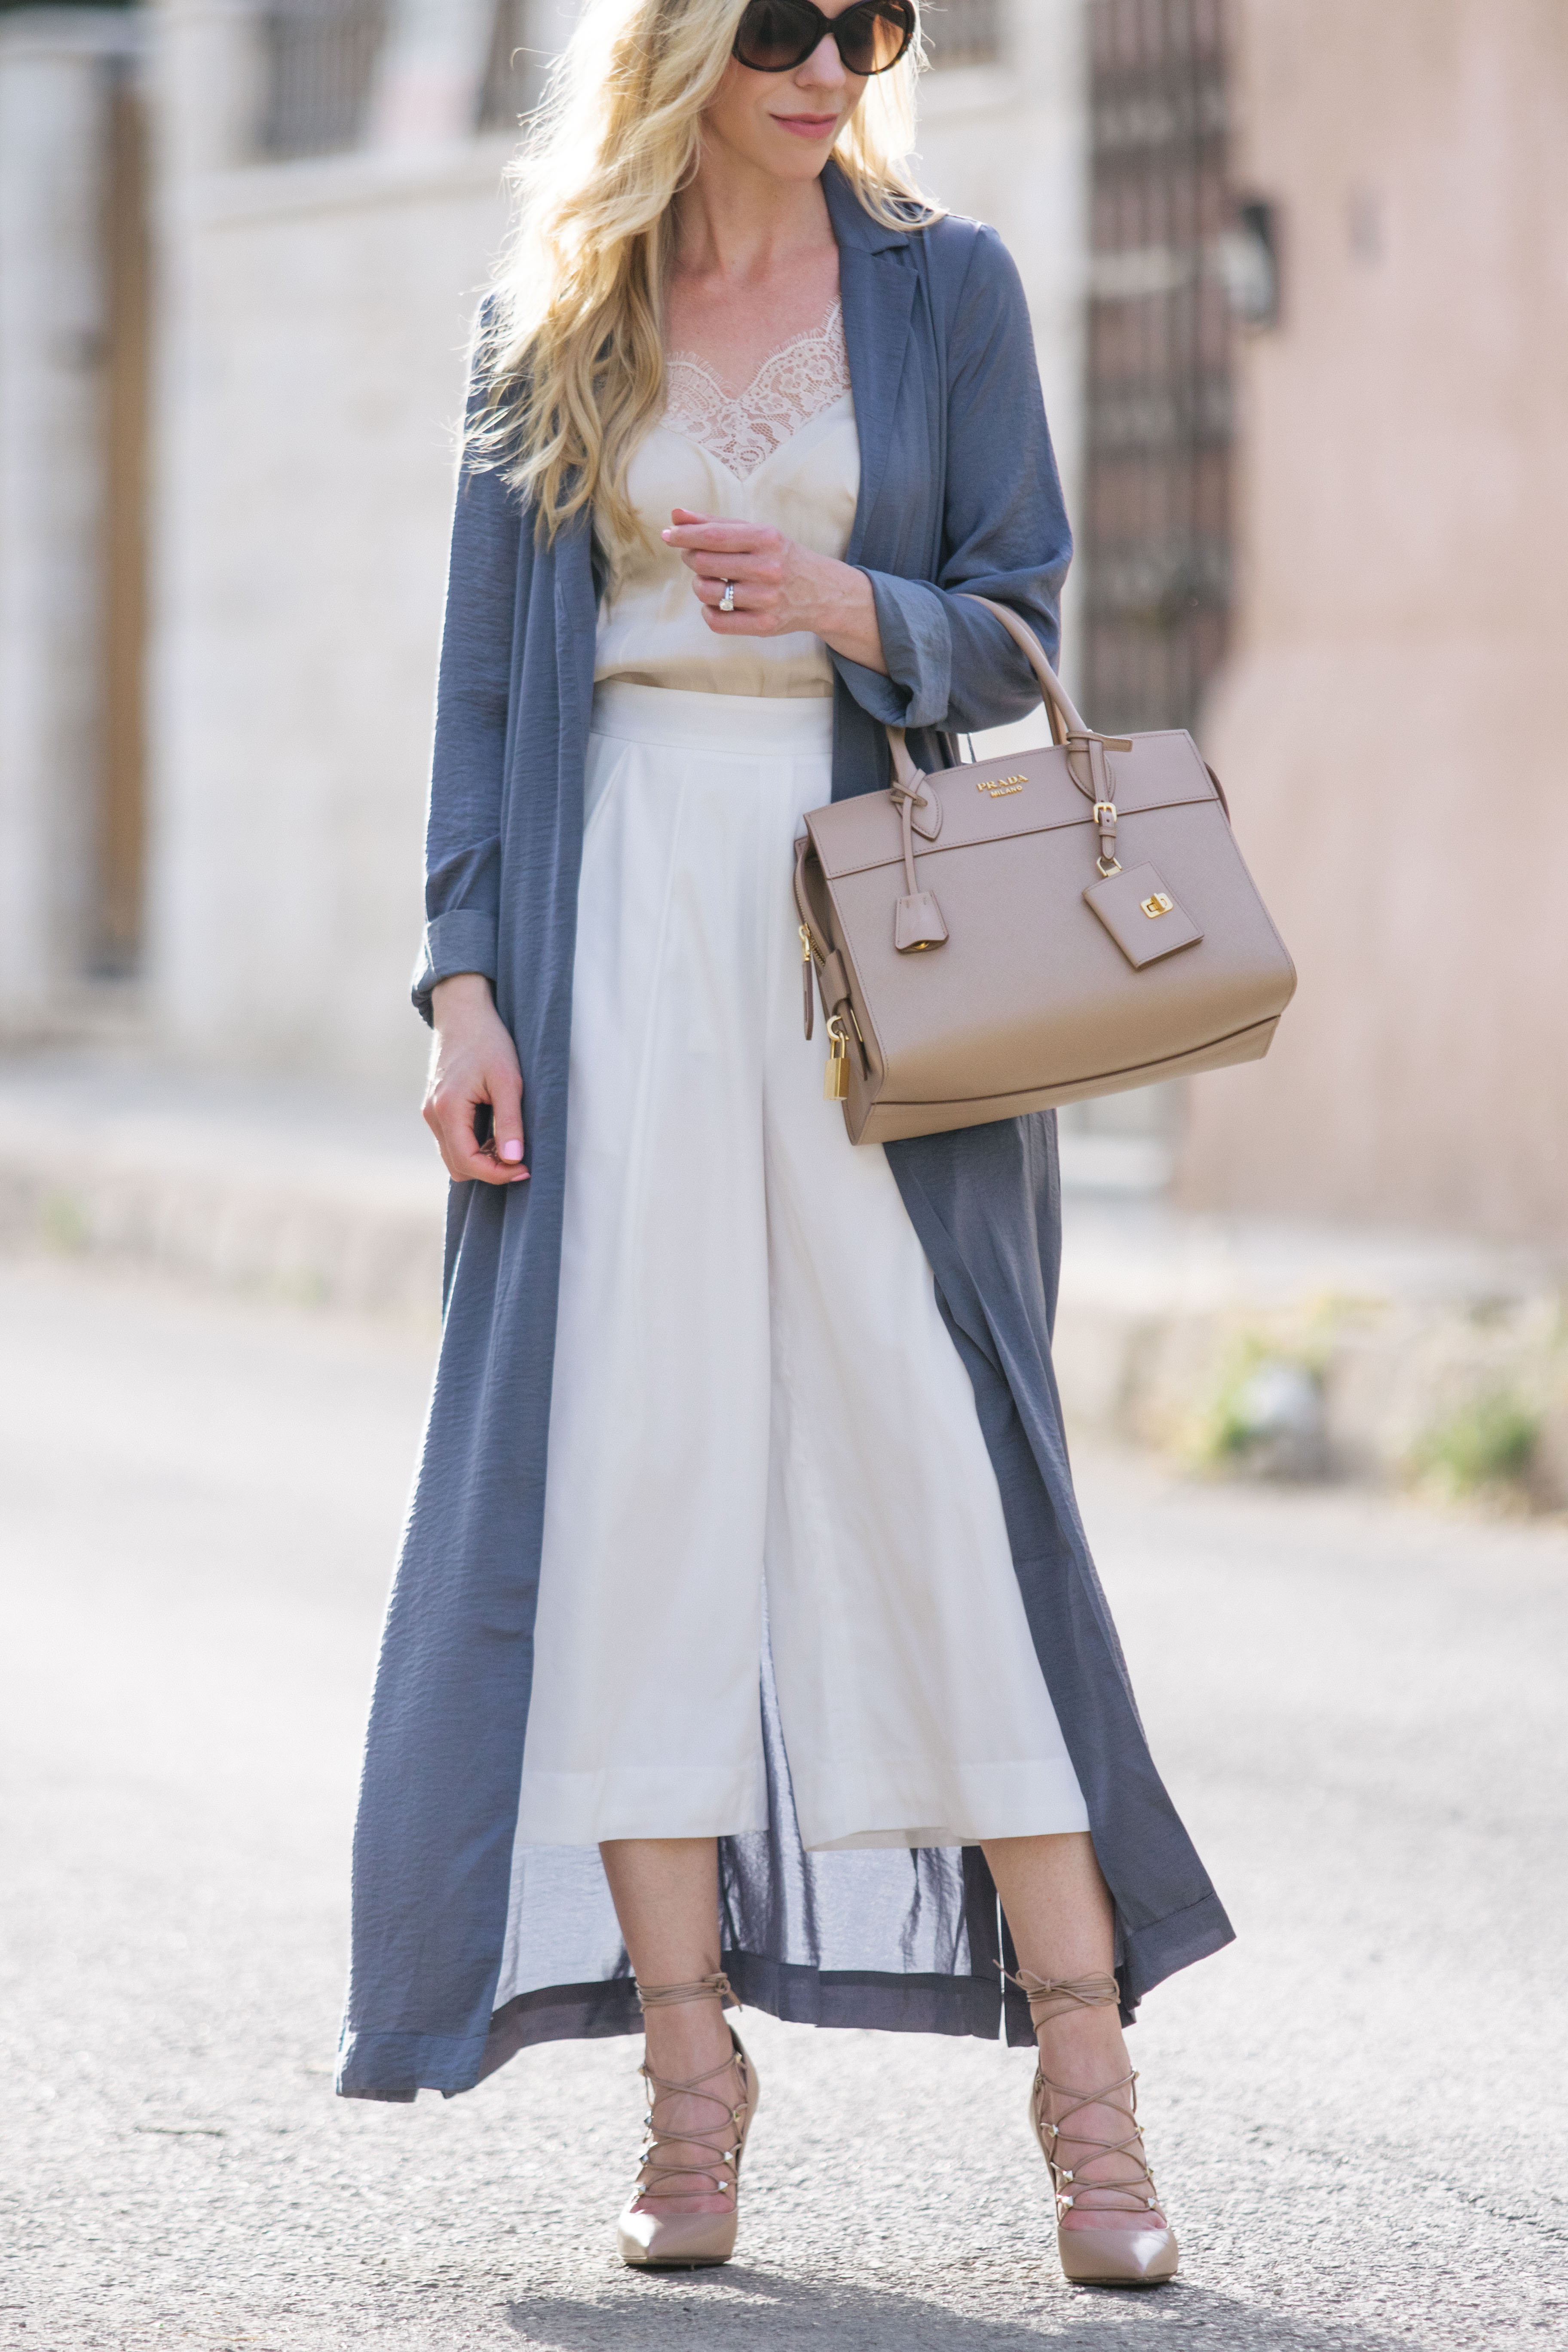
[847,572,952,730]
[411,910,498,1024]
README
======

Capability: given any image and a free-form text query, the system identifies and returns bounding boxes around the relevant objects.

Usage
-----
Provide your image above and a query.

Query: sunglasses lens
[836,2,914,74]
[732,0,914,75]
[733,0,817,70]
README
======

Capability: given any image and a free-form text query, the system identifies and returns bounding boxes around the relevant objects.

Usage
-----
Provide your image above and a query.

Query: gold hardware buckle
[823,1016,849,1101]
[1141,892,1174,918]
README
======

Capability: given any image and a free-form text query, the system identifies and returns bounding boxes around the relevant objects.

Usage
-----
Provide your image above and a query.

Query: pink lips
[773,113,839,139]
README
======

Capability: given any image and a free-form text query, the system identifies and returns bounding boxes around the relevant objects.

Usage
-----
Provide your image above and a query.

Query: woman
[337,0,1231,2291]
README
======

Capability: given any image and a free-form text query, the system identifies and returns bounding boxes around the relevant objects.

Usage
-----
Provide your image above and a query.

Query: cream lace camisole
[594,298,860,698]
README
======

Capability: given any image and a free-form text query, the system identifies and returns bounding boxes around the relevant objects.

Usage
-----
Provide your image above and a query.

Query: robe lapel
[839,248,916,563]
[823,165,918,566]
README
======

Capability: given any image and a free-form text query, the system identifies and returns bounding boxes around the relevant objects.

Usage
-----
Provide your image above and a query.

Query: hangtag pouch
[1083,862,1204,970]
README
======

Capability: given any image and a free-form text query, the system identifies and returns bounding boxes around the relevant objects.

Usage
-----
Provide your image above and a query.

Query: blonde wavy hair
[469,0,939,561]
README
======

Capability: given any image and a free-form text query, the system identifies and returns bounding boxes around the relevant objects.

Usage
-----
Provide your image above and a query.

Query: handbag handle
[959,593,1090,745]
[959,594,1232,820]
[880,594,1133,877]
[880,594,1112,777]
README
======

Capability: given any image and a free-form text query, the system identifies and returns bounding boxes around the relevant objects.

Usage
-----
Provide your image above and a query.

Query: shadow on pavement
[506,2269,1415,2349]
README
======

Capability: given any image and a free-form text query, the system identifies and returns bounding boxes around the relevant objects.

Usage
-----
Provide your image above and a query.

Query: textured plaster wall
[146,135,510,1088]
[1177,0,1568,1243]
[0,15,126,1026]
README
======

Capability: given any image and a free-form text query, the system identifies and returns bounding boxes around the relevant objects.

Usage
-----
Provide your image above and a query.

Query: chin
[763,131,839,175]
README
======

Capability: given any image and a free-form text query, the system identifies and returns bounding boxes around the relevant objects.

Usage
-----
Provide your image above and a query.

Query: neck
[672,147,836,286]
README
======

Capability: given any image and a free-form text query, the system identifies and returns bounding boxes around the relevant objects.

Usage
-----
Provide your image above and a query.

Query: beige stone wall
[1177,0,1568,1242]
[0,12,133,1030]
[145,133,511,1090]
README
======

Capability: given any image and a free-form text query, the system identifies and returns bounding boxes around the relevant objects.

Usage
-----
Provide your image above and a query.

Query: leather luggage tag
[1083,863,1203,970]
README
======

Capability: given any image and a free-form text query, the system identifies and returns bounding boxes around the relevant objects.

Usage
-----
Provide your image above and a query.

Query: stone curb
[1052,1205,1568,1508]
[0,1059,446,1323]
[3,1055,1564,1506]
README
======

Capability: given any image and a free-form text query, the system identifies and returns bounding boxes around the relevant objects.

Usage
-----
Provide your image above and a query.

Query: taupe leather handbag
[793,596,1296,1145]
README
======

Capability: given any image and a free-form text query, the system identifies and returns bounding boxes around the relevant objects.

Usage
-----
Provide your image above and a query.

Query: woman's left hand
[662,508,888,675]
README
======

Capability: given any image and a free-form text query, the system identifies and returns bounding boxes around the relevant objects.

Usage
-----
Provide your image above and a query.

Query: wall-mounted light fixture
[1219,198,1282,331]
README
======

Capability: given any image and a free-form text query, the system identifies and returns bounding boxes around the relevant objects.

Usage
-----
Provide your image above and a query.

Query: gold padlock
[824,1015,848,1101]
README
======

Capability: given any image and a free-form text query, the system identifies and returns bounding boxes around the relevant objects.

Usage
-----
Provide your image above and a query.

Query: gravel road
[2,1253,1564,2351]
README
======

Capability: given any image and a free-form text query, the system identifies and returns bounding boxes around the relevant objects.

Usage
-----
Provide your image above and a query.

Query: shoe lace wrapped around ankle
[634,1971,738,2014]
[632,1971,749,2207]
[1013,1970,1164,2222]
[1011,1969,1120,2030]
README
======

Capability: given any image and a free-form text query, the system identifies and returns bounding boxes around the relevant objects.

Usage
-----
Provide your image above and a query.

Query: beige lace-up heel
[1015,1970,1179,2288]
[616,1971,761,2271]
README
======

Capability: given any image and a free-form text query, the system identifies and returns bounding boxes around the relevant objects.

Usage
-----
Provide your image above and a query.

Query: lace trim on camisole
[663,299,850,482]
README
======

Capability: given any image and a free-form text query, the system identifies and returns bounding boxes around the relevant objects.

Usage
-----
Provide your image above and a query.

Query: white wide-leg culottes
[515,683,1089,1854]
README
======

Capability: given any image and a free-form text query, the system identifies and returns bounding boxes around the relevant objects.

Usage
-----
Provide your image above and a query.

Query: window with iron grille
[1062,0,1234,1180]
[257,0,390,161]
[1081,0,1233,736]
[925,0,1001,69]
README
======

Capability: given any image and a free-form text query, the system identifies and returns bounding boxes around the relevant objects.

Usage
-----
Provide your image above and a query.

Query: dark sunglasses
[732,0,916,78]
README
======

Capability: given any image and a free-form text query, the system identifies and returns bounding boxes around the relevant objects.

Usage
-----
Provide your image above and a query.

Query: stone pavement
[2,1253,1565,2350]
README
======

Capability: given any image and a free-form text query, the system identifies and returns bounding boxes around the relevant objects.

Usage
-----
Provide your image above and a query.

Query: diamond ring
[719,579,735,614]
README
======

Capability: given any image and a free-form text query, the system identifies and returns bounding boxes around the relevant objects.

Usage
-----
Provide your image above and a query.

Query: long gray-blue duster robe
[337,165,1233,2104]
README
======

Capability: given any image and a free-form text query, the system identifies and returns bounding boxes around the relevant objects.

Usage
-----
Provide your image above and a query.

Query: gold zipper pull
[799,924,815,1041]
[823,1015,848,1101]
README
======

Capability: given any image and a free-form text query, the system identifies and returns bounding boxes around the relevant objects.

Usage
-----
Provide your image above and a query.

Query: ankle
[632,1967,735,2081]
[642,2009,735,2086]
[1033,2006,1128,2088]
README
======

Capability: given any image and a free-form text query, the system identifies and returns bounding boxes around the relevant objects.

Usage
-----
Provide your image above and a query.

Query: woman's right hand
[423,974,529,1185]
